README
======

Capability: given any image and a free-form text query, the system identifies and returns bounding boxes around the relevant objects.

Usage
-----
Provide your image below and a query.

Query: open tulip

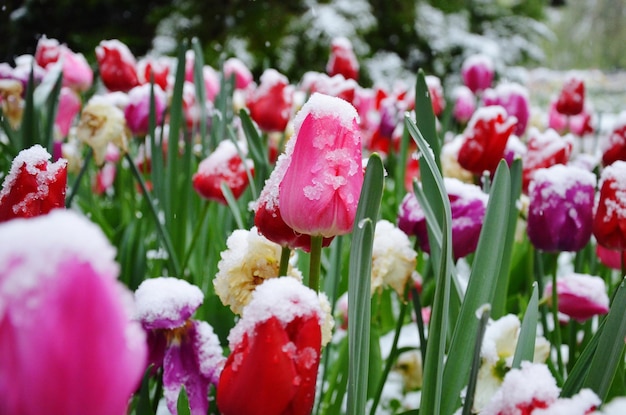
[246,68,294,133]
[135,277,225,415]
[593,160,626,250]
[217,277,323,415]
[0,145,67,222]
[521,128,573,192]
[0,210,147,415]
[192,140,253,205]
[555,74,585,116]
[96,39,140,92]
[278,92,363,238]
[526,164,596,252]
[457,105,517,176]
[544,273,609,322]
[326,36,360,81]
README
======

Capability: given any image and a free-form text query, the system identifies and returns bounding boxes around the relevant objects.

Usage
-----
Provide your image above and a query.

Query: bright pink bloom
[461,54,495,94]
[300,71,358,105]
[548,100,594,136]
[451,85,476,124]
[135,277,224,415]
[124,83,168,136]
[426,75,445,117]
[246,68,294,133]
[398,178,488,260]
[483,82,530,136]
[55,86,81,138]
[96,39,140,92]
[0,210,147,415]
[555,74,585,116]
[223,57,253,90]
[0,145,67,222]
[526,164,596,252]
[326,37,359,81]
[192,140,253,205]
[35,36,93,92]
[596,244,626,270]
[544,273,609,322]
[217,277,323,415]
[137,56,170,91]
[457,105,517,176]
[521,128,573,192]
[602,111,626,167]
[278,93,363,238]
[93,162,117,195]
[593,160,626,251]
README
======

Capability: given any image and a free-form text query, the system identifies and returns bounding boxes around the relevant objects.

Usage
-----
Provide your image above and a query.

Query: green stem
[126,153,181,277]
[308,235,323,292]
[550,256,566,379]
[411,285,428,367]
[278,246,291,277]
[181,202,211,271]
[65,147,93,208]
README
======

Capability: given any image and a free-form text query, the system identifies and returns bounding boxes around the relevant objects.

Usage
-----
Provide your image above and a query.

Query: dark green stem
[181,202,211,271]
[279,246,291,277]
[65,147,93,208]
[549,255,566,378]
[308,235,324,292]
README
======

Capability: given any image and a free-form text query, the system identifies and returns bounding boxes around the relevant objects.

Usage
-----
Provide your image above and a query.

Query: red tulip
[217,277,323,415]
[457,105,517,176]
[593,160,626,250]
[426,75,445,117]
[223,57,253,90]
[95,39,140,92]
[521,128,573,193]
[0,145,67,222]
[137,56,170,91]
[246,68,294,133]
[555,74,585,116]
[278,92,363,238]
[192,140,253,204]
[326,37,359,81]
[601,112,626,167]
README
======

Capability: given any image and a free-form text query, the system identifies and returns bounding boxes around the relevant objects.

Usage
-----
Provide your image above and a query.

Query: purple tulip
[527,164,596,252]
[544,273,609,322]
[0,210,147,415]
[483,82,530,136]
[134,277,225,415]
[124,83,167,136]
[398,178,488,260]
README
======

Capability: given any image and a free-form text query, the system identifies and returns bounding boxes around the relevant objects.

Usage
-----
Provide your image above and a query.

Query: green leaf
[21,65,38,150]
[134,366,155,415]
[176,387,192,415]
[414,69,441,170]
[582,278,626,401]
[220,181,245,230]
[462,305,491,415]
[36,66,63,153]
[512,282,539,369]
[441,160,512,415]
[191,37,208,148]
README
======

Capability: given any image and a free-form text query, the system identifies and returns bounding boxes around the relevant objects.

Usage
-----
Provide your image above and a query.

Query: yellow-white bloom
[214,227,302,315]
[76,98,129,165]
[371,219,417,297]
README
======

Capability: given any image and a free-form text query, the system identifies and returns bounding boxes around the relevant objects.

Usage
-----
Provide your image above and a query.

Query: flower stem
[65,147,93,208]
[308,235,323,292]
[279,246,291,277]
[181,202,211,272]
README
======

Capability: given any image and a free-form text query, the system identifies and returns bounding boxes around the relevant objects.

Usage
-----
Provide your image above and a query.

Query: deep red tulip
[137,56,170,91]
[192,140,253,205]
[593,160,626,250]
[601,112,626,167]
[217,278,323,415]
[95,39,140,92]
[0,145,67,222]
[426,75,445,117]
[246,68,294,133]
[521,128,573,193]
[555,74,585,116]
[326,37,359,81]
[457,105,517,176]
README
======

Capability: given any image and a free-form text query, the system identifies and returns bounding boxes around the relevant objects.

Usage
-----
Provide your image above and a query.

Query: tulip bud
[461,54,495,94]
[555,74,585,116]
[246,68,294,133]
[601,111,626,167]
[521,128,573,193]
[326,36,360,81]
[95,39,140,92]
[223,57,253,90]
[544,273,609,322]
[483,82,530,137]
[593,160,626,250]
[451,85,476,125]
[124,83,167,136]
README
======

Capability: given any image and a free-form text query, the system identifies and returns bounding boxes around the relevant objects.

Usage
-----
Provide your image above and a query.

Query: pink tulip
[223,57,253,90]
[461,54,495,94]
[58,47,94,92]
[544,274,609,322]
[55,86,82,138]
[451,85,476,124]
[124,83,167,136]
[0,210,147,415]
[278,92,363,238]
[483,82,530,136]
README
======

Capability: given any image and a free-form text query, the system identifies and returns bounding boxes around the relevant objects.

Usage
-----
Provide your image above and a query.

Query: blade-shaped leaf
[512,282,539,368]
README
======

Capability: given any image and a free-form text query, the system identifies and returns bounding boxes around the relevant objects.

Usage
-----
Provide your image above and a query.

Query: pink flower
[93,162,117,195]
[0,210,147,415]
[326,36,360,81]
[34,36,93,92]
[0,145,67,222]
[451,85,476,124]
[483,82,530,136]
[55,86,81,138]
[278,93,363,238]
[544,273,609,322]
[124,83,168,136]
[246,68,294,133]
[223,57,253,90]
[461,54,495,94]
[521,128,573,193]
[96,39,140,92]
[596,244,626,270]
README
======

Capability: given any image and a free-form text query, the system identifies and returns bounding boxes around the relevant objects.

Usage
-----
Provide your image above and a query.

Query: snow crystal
[0,209,118,315]
[134,277,204,328]
[194,320,225,383]
[227,277,323,347]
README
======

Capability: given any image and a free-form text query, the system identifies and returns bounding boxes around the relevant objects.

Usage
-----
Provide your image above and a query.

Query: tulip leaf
[38,66,63,154]
[462,305,491,415]
[220,181,245,229]
[581,278,626,401]
[239,108,270,192]
[441,160,512,415]
[192,37,208,149]
[176,387,192,415]
[414,69,441,170]
[512,282,539,369]
[133,367,155,415]
[347,153,384,415]
[21,65,37,150]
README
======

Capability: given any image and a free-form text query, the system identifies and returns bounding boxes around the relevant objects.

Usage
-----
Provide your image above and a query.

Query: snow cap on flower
[593,160,626,250]
[371,219,418,297]
[0,210,146,415]
[95,39,140,92]
[326,36,360,81]
[461,53,495,94]
[214,227,303,315]
[601,111,626,167]
[544,273,609,322]
[600,397,626,415]
[532,389,599,415]
[483,82,530,136]
[0,145,67,222]
[76,97,130,165]
[521,127,574,192]
[278,92,363,238]
[135,277,204,330]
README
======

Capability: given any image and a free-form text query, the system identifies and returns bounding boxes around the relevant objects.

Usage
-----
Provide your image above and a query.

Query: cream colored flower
[318,292,334,347]
[75,98,129,165]
[214,227,302,315]
[0,79,24,129]
[395,349,423,391]
[371,219,417,297]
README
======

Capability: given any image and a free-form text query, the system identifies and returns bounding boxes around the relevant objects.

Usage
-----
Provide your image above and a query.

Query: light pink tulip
[544,273,609,322]
[55,86,81,138]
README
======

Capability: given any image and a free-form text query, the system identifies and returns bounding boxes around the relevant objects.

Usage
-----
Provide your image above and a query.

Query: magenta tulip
[461,54,495,94]
[0,210,147,415]
[544,273,609,322]
[278,92,363,238]
[124,83,167,136]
